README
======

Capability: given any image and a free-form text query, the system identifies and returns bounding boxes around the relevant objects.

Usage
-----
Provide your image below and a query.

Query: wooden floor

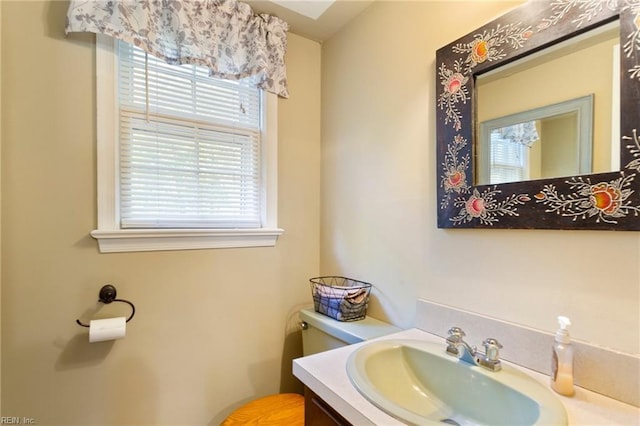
[221,393,304,425]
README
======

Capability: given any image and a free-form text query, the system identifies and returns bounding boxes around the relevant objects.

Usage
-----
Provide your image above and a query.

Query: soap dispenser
[551,316,575,396]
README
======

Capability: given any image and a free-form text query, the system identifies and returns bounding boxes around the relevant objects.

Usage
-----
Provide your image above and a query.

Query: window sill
[90,228,284,253]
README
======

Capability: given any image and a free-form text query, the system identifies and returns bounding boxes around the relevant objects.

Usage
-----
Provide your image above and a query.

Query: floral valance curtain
[499,121,540,148]
[65,0,289,98]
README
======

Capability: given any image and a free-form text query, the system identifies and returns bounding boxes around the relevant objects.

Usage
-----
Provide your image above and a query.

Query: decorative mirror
[436,1,640,230]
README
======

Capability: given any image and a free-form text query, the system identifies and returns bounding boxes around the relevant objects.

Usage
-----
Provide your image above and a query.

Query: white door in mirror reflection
[477,95,593,186]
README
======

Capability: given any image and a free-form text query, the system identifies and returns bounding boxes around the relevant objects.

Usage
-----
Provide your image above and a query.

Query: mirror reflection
[475,21,619,186]
[477,95,593,185]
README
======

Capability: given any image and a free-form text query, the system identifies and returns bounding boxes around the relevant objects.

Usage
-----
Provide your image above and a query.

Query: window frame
[91,35,282,253]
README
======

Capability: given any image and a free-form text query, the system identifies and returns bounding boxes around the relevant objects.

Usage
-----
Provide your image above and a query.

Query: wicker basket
[309,276,372,321]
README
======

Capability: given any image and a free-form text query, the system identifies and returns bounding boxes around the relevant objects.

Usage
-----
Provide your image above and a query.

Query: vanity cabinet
[304,387,352,426]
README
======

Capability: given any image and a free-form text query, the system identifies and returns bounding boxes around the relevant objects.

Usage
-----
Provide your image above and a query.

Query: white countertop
[293,328,640,425]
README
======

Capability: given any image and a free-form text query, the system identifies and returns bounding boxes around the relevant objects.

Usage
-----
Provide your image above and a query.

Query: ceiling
[244,0,375,42]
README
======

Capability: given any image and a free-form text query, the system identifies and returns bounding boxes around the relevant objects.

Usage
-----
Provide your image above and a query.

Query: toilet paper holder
[76,284,136,327]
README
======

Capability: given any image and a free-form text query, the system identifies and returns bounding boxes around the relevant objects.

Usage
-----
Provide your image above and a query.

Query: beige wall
[1,1,320,424]
[541,114,578,178]
[321,1,640,355]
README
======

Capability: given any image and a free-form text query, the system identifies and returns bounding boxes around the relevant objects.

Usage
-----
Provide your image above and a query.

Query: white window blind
[117,41,263,229]
[489,133,528,184]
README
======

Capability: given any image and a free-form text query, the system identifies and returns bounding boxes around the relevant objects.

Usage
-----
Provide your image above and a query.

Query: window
[489,131,529,184]
[92,35,282,253]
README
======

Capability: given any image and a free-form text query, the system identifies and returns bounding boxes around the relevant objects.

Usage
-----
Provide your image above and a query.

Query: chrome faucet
[445,327,503,372]
[445,327,477,364]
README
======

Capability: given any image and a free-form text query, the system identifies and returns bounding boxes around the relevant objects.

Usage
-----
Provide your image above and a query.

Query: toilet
[299,307,401,356]
[221,308,400,425]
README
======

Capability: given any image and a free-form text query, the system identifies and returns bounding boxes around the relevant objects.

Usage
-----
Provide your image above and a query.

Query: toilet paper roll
[89,317,126,343]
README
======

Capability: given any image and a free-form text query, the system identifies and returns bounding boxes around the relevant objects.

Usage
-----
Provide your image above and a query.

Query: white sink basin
[346,339,568,426]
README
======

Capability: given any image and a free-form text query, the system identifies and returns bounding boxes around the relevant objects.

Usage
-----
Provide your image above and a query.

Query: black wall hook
[76,284,136,327]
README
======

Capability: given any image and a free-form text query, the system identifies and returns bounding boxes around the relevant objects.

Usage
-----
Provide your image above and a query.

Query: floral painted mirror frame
[436,0,640,230]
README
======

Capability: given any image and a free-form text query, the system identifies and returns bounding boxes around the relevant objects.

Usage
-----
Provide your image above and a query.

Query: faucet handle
[447,326,466,339]
[445,327,465,357]
[482,338,503,362]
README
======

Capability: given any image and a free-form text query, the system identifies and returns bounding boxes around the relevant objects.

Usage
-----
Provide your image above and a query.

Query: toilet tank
[300,308,401,356]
